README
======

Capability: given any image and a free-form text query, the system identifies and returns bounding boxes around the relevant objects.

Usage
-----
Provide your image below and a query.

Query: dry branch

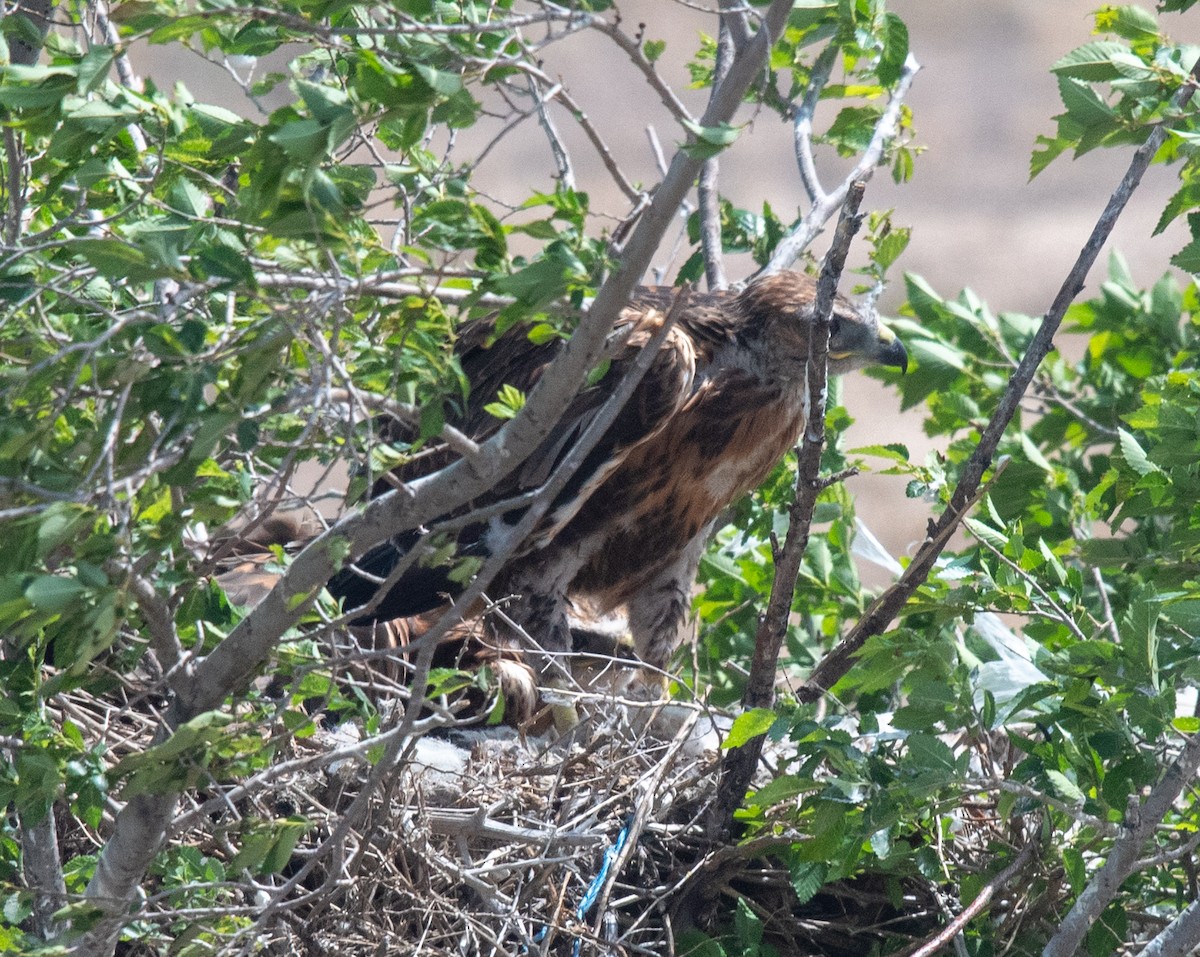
[708,180,867,839]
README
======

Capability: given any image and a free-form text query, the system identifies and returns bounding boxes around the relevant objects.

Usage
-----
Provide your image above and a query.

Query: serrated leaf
[877,13,909,86]
[680,119,741,159]
[1051,40,1129,80]
[1038,539,1068,585]
[964,517,1009,551]
[722,708,777,748]
[1019,433,1054,474]
[1056,76,1116,129]
[909,339,966,371]
[790,860,827,905]
[1046,770,1086,804]
[24,575,86,612]
[905,733,957,773]
[850,443,910,463]
[1118,428,1160,476]
[1171,238,1200,274]
[1096,5,1158,41]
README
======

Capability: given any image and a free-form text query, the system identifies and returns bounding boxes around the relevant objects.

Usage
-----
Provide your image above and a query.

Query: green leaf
[412,62,464,97]
[904,733,957,774]
[722,708,777,748]
[909,338,966,371]
[733,898,764,950]
[877,13,909,86]
[1118,428,1159,476]
[643,39,666,64]
[24,575,86,612]
[1056,76,1116,130]
[1171,238,1200,274]
[680,119,741,159]
[1051,40,1129,80]
[1046,769,1086,804]
[74,238,171,281]
[789,860,827,906]
[1095,5,1158,42]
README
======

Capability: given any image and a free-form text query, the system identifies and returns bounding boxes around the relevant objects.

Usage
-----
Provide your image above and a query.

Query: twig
[707,181,867,839]
[697,14,739,291]
[527,73,576,189]
[324,386,481,459]
[897,841,1037,957]
[792,43,839,206]
[589,19,694,125]
[764,53,919,275]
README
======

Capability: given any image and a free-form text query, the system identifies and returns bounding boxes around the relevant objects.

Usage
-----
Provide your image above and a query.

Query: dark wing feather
[331,290,699,622]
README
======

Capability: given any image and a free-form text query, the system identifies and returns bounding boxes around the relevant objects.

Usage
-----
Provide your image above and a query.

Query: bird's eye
[830,314,843,339]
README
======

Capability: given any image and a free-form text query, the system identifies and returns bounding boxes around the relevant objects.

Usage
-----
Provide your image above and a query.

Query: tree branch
[698,14,739,291]
[900,840,1037,957]
[707,181,867,839]
[1137,895,1200,957]
[764,53,919,275]
[798,58,1200,705]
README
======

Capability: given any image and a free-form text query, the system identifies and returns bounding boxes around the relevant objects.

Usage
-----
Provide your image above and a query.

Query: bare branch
[697,157,725,290]
[791,43,839,206]
[589,18,695,125]
[697,15,739,291]
[899,841,1037,957]
[20,806,67,941]
[764,52,919,275]
[324,386,481,459]
[526,73,575,189]
[708,181,867,839]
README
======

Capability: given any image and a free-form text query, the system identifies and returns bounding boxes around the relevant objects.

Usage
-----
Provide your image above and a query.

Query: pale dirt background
[136,1,1195,581]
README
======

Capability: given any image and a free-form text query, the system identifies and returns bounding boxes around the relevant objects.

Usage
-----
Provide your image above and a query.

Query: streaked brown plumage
[328,270,907,714]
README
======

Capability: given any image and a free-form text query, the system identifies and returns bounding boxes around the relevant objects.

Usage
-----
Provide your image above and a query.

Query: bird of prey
[328,270,907,720]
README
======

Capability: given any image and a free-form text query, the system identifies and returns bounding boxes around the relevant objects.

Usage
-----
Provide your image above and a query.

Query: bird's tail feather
[327,534,484,624]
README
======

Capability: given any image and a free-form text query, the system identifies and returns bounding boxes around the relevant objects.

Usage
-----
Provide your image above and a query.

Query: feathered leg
[625,527,711,697]
[488,557,579,731]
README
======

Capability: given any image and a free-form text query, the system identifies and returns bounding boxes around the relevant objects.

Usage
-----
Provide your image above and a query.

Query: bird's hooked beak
[873,323,908,373]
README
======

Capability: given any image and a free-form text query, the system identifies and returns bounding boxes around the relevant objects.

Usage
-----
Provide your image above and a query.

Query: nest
[45,615,1059,957]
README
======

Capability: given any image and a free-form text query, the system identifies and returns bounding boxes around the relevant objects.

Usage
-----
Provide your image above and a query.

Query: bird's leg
[490,560,579,732]
[625,530,710,700]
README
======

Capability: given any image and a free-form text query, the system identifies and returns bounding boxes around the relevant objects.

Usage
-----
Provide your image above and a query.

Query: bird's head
[737,270,908,377]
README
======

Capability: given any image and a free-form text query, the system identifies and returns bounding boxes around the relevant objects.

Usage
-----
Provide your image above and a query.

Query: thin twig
[898,841,1037,957]
[764,53,919,275]
[697,14,739,291]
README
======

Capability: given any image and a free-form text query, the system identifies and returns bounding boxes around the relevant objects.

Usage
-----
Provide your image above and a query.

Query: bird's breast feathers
[564,370,806,608]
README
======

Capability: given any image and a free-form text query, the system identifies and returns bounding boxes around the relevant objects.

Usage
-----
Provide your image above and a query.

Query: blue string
[525,816,635,955]
[571,816,633,957]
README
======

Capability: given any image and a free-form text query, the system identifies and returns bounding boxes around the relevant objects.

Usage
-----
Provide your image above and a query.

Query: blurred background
[136,0,1193,577]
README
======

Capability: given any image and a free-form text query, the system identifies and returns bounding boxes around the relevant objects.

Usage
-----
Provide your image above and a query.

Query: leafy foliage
[3,1,1200,955]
